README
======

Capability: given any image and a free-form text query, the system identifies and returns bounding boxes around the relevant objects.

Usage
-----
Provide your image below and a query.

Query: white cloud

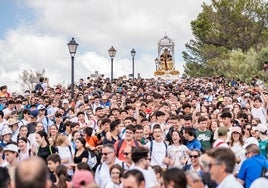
[0,0,211,92]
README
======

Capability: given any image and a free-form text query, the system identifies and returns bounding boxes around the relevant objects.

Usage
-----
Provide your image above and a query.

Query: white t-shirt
[146,140,167,169]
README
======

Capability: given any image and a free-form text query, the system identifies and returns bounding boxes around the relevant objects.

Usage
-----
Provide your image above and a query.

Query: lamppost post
[108,46,116,81]
[155,58,159,71]
[130,49,136,80]
[67,38,78,99]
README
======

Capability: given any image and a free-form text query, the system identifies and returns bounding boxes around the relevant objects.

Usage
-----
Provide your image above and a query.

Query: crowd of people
[0,75,268,188]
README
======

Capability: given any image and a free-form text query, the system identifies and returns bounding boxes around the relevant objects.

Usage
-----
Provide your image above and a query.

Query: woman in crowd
[229,126,246,176]
[54,165,71,188]
[72,137,88,166]
[55,133,73,176]
[70,130,81,152]
[35,130,57,161]
[105,164,123,188]
[28,121,44,148]
[243,124,252,141]
[166,130,189,169]
[48,124,59,142]
[17,125,28,140]
[18,137,31,161]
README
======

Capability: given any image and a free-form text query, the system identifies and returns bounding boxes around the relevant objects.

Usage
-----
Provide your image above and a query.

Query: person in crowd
[54,164,71,188]
[4,143,19,183]
[213,126,229,148]
[146,124,168,169]
[17,137,31,161]
[48,124,59,143]
[72,169,96,188]
[185,170,205,188]
[237,143,268,188]
[0,146,8,167]
[72,137,88,166]
[17,125,28,141]
[47,154,61,183]
[95,143,124,188]
[131,146,158,188]
[195,116,212,152]
[0,167,11,188]
[114,124,140,161]
[7,118,20,142]
[229,126,246,175]
[55,133,73,176]
[105,164,123,188]
[122,169,145,188]
[0,127,12,147]
[183,150,202,174]
[15,156,52,188]
[207,147,243,188]
[183,127,202,151]
[34,130,57,161]
[253,123,268,158]
[161,167,187,188]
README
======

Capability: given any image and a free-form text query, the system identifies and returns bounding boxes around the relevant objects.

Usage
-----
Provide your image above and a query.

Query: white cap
[243,137,259,149]
[1,128,12,135]
[37,105,46,111]
[4,144,18,154]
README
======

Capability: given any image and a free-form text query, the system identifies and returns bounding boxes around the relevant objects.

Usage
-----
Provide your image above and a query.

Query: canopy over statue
[154,34,179,77]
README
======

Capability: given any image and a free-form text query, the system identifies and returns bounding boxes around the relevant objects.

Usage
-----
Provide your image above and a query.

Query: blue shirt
[238,154,268,188]
[186,138,202,151]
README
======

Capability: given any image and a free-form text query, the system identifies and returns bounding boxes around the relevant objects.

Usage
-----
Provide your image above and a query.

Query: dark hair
[198,116,208,123]
[110,164,123,180]
[36,131,49,145]
[77,162,92,172]
[55,165,68,188]
[131,147,148,163]
[162,168,187,188]
[83,127,93,137]
[110,120,121,131]
[125,124,136,133]
[122,169,145,186]
[76,137,86,147]
[183,127,195,137]
[46,154,61,163]
[206,147,236,173]
[0,167,10,188]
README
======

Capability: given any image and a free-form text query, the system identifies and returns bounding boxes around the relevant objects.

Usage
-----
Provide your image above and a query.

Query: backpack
[87,149,100,172]
[116,139,139,157]
[35,83,43,91]
[149,140,168,158]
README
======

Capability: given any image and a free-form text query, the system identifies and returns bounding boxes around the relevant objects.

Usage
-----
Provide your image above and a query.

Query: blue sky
[0,0,211,92]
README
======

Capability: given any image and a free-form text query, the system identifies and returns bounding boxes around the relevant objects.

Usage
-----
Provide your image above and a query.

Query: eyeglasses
[208,162,221,169]
[102,151,113,156]
[123,152,130,156]
[245,128,251,131]
[189,155,199,158]
[232,131,240,134]
[146,157,151,161]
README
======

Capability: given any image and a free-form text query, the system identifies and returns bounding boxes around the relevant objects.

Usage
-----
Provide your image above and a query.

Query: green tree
[16,69,46,92]
[183,0,268,77]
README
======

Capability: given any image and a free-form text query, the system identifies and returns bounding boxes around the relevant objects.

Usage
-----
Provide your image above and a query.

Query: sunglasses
[189,155,199,158]
[123,152,130,156]
[102,151,113,156]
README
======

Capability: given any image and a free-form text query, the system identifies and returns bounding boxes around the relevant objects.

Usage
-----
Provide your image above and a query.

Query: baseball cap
[244,137,259,149]
[231,126,242,134]
[72,170,95,188]
[37,105,46,111]
[4,144,18,154]
[217,126,228,136]
[252,124,267,133]
[29,110,38,118]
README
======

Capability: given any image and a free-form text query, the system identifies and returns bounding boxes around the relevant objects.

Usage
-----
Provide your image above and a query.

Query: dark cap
[29,110,38,118]
[155,110,165,117]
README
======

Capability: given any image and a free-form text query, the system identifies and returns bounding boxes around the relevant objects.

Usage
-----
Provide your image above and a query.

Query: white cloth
[146,140,167,168]
[217,174,243,188]
[134,166,158,188]
[250,177,268,188]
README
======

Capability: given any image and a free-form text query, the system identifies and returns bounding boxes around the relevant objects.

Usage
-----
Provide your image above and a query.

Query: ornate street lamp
[130,49,136,80]
[67,37,79,99]
[108,46,116,81]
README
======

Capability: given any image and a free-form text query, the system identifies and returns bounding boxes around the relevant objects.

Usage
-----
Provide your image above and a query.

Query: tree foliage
[17,69,46,92]
[183,0,268,81]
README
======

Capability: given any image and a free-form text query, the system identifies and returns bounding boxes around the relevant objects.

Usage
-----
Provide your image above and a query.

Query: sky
[0,0,211,92]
